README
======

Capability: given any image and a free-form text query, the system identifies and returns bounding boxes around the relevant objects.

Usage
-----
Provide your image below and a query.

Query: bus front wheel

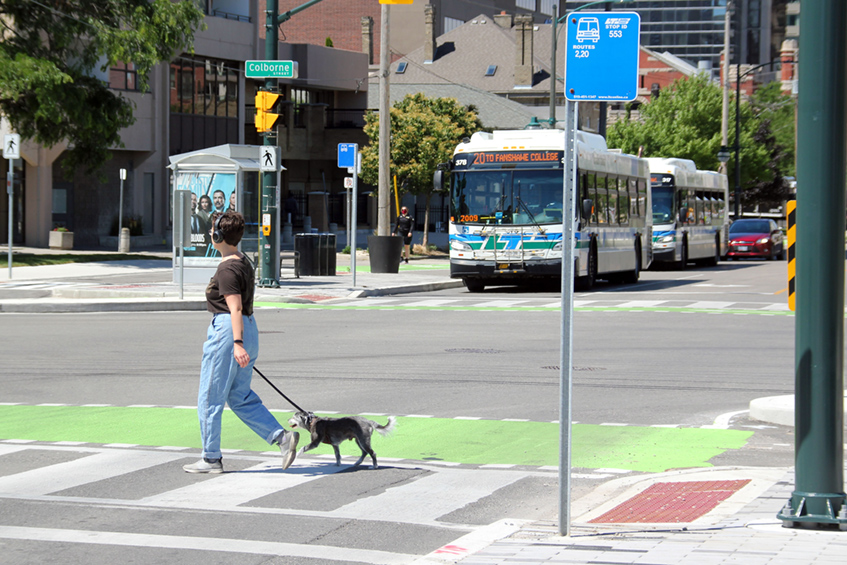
[464,278,486,292]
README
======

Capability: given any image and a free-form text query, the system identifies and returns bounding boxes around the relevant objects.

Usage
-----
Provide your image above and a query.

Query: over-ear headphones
[212,215,224,244]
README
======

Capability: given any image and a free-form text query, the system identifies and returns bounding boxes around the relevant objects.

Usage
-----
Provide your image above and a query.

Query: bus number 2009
[459,215,479,223]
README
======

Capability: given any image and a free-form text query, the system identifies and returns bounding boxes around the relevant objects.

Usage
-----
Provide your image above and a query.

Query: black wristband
[234,339,243,345]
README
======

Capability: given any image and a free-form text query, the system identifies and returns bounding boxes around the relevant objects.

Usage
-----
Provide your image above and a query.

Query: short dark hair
[212,211,244,246]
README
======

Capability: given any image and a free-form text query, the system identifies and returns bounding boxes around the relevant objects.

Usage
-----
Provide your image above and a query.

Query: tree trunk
[422,194,432,249]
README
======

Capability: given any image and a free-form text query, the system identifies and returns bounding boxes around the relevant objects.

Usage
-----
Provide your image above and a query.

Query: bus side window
[629,178,638,221]
[637,179,647,219]
[618,177,629,225]
[588,173,599,225]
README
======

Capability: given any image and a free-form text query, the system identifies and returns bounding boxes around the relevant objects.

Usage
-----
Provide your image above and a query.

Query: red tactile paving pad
[295,294,337,302]
[589,479,751,523]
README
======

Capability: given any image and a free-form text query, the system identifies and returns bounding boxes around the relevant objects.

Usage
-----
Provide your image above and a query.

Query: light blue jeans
[197,313,284,460]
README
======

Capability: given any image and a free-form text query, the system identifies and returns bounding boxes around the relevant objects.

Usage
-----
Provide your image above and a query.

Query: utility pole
[719,1,731,175]
[377,3,391,236]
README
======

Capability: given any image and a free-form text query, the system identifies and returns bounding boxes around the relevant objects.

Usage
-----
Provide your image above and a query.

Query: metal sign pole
[559,99,578,537]
[118,169,126,252]
[7,163,13,278]
[350,153,359,287]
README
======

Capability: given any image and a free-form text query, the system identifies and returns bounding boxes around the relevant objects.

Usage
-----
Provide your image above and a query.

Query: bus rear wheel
[677,240,688,270]
[463,278,486,292]
[621,240,641,284]
[577,241,598,291]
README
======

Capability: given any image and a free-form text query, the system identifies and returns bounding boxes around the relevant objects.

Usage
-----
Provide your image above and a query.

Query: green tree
[606,73,778,211]
[0,0,204,173]
[361,93,483,247]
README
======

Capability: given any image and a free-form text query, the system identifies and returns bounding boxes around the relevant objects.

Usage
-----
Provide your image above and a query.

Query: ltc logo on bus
[454,232,562,252]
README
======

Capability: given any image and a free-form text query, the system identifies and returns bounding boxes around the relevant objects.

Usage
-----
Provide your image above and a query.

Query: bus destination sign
[455,151,563,169]
[565,12,640,102]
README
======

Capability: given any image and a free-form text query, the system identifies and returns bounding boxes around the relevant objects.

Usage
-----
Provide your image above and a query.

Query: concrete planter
[49,231,74,250]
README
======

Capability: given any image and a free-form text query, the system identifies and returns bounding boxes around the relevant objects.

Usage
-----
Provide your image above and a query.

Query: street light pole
[733,0,742,219]
[732,58,787,220]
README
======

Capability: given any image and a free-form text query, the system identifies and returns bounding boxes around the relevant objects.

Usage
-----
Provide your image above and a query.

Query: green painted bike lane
[0,405,750,473]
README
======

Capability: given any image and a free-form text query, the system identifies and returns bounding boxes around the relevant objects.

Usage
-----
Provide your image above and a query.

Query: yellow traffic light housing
[255,91,280,132]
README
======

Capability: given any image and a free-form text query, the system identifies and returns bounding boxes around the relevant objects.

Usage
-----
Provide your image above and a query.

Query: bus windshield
[451,169,564,225]
[651,185,675,224]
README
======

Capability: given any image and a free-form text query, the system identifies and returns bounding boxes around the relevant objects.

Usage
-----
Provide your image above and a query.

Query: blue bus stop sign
[337,143,358,169]
[564,12,640,102]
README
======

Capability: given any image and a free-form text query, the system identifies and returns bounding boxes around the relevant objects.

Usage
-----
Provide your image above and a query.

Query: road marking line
[0,525,416,565]
[707,409,749,429]
[615,300,668,308]
[472,300,529,308]
[685,301,735,310]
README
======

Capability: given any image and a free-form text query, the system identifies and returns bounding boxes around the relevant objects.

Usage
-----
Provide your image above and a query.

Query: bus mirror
[433,170,445,193]
[679,207,688,223]
[582,199,594,220]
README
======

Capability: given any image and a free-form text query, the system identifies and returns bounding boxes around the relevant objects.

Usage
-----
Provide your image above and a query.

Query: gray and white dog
[287,411,396,469]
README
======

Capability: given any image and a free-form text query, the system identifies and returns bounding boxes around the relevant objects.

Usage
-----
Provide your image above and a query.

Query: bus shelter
[169,144,284,283]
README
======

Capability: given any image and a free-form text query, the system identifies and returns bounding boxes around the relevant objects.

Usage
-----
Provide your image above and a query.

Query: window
[396,62,408,74]
[485,65,497,77]
[444,16,464,33]
[110,62,138,91]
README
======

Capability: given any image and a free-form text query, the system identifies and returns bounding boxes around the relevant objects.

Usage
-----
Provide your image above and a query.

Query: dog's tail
[375,416,397,437]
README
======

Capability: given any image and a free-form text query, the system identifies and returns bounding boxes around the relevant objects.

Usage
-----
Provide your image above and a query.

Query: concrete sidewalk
[0,247,463,313]
[454,466,847,564]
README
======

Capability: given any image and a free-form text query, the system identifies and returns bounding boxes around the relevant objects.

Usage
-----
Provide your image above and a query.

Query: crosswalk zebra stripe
[685,301,735,310]
[615,300,669,308]
[333,469,524,523]
[0,525,417,565]
[0,449,180,496]
[141,460,322,509]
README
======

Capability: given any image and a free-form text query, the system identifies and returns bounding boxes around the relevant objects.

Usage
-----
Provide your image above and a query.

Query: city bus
[434,129,652,292]
[647,158,729,268]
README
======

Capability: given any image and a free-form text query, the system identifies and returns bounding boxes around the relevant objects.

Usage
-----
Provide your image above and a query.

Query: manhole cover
[445,348,502,354]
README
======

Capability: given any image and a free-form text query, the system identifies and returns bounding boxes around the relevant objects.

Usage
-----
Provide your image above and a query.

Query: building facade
[1,1,369,249]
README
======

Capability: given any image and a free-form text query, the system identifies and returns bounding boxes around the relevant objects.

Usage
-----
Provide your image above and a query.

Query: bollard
[119,227,130,253]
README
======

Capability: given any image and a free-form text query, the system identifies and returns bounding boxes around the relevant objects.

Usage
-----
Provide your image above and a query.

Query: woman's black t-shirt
[205,255,255,316]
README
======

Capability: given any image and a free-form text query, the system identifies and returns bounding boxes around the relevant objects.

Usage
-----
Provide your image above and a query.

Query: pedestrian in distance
[183,211,299,474]
[393,206,414,264]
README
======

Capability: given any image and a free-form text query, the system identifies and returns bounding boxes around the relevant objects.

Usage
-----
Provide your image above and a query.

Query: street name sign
[246,60,299,79]
[564,12,640,101]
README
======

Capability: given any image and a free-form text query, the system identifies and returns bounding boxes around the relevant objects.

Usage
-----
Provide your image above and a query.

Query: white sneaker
[183,459,223,474]
[277,431,299,470]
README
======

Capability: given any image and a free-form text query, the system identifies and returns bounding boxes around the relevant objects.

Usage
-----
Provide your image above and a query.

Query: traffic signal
[255,91,280,132]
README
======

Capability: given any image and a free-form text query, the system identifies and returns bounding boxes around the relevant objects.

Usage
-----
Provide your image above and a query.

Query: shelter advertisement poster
[175,172,237,258]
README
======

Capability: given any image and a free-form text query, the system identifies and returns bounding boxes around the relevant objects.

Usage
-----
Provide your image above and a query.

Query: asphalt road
[0,259,800,563]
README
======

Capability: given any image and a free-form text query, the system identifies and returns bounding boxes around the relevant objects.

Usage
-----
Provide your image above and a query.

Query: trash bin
[294,233,336,276]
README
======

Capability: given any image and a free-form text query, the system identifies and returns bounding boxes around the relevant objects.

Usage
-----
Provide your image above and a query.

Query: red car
[726,218,785,260]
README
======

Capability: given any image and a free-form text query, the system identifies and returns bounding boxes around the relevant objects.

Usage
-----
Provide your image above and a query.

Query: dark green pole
[259,0,279,287]
[778,0,847,528]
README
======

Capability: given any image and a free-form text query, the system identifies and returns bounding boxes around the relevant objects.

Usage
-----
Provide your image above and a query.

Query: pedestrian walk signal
[255,91,280,132]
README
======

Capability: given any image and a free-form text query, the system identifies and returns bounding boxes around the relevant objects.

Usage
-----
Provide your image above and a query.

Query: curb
[749,392,847,428]
[350,279,464,298]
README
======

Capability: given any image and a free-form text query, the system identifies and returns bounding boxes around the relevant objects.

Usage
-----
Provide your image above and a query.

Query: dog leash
[252,366,307,413]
